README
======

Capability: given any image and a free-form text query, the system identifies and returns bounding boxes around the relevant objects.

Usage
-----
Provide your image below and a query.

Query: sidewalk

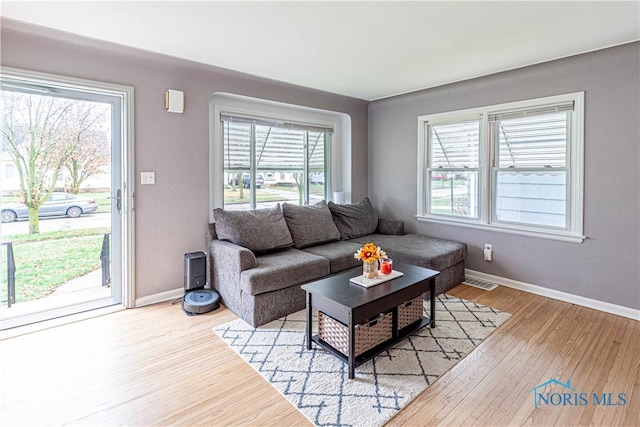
[51,268,105,296]
[1,269,110,321]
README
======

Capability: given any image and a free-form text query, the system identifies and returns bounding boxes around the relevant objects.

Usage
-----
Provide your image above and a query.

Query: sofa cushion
[350,233,467,272]
[240,249,330,296]
[328,197,378,240]
[302,241,363,273]
[376,218,405,235]
[282,201,341,249]
[213,204,293,253]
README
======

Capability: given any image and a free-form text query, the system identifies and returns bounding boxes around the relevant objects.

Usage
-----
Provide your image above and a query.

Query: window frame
[424,113,482,220]
[210,93,351,220]
[417,92,585,243]
[0,65,136,322]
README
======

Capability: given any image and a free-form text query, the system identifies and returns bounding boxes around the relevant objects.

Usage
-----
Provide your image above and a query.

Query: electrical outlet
[141,171,155,185]
[484,244,493,261]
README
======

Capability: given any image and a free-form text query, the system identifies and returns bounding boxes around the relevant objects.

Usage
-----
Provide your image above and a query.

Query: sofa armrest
[210,239,257,275]
[376,218,405,235]
[208,240,257,313]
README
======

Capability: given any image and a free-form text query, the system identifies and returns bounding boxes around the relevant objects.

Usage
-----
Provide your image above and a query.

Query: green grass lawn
[224,190,286,204]
[0,227,109,303]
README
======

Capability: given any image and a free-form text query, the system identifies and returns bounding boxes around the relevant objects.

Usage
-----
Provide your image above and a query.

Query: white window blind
[220,113,333,134]
[487,101,574,122]
[495,111,569,168]
[221,114,329,210]
[429,120,480,168]
[222,119,326,172]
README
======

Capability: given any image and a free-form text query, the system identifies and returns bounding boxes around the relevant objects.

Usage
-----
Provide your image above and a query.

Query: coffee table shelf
[311,317,431,370]
[302,263,439,379]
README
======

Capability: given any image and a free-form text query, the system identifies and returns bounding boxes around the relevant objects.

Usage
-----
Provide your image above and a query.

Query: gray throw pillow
[327,197,379,240]
[213,204,293,253]
[282,201,341,249]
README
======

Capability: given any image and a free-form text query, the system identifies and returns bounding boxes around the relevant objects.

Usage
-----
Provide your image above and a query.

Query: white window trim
[417,92,585,243]
[209,93,352,221]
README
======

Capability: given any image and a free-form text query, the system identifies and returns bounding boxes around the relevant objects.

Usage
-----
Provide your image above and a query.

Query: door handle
[108,189,122,212]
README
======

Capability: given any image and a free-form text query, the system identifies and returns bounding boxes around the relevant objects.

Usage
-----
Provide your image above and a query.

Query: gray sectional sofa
[207,198,466,327]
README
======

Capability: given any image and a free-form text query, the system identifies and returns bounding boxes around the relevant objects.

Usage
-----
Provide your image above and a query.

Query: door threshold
[0,305,125,340]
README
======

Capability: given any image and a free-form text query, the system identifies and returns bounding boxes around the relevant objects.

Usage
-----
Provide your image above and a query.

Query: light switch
[141,172,155,185]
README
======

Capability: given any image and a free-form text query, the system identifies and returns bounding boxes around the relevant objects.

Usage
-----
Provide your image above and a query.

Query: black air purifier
[182,252,220,314]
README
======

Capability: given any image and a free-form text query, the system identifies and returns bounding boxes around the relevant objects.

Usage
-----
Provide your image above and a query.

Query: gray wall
[0,19,369,300]
[369,42,640,310]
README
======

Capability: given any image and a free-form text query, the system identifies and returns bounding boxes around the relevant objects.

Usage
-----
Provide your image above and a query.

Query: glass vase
[363,261,379,279]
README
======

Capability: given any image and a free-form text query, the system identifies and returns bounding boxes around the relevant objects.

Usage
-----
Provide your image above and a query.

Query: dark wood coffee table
[301,263,439,379]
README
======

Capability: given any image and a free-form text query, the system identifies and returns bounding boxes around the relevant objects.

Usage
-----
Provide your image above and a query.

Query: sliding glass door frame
[0,66,135,329]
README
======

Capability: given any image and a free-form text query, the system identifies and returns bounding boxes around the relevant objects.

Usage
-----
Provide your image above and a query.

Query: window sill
[415,215,585,243]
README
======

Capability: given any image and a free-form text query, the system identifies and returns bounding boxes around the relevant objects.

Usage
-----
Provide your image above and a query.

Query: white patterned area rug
[213,294,511,427]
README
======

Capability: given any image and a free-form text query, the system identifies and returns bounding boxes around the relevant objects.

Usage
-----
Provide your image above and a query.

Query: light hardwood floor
[1,285,638,426]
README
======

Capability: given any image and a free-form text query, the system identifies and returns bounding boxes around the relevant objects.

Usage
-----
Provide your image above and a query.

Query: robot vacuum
[182,251,220,315]
[183,289,220,314]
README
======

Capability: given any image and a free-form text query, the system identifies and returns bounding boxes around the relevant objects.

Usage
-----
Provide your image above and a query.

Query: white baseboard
[135,288,183,308]
[465,269,640,322]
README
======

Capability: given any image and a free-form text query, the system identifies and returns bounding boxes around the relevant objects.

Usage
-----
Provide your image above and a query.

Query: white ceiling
[2,1,639,101]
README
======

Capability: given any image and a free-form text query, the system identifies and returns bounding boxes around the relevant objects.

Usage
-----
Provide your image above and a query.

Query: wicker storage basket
[318,311,393,357]
[397,296,424,329]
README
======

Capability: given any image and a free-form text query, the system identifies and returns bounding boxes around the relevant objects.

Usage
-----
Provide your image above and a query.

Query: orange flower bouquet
[354,242,387,279]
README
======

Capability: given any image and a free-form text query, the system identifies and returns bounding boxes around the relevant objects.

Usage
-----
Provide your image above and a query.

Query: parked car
[243,173,265,189]
[0,192,98,223]
[228,173,264,189]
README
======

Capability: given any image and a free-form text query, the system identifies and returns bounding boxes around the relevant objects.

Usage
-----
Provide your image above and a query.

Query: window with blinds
[491,105,572,228]
[426,118,480,218]
[418,92,584,242]
[221,113,331,210]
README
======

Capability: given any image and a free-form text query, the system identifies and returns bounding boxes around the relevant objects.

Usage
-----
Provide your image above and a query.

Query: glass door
[0,71,130,330]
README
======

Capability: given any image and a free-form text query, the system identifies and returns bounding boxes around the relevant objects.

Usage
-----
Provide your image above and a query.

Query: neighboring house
[0,155,65,193]
[0,156,110,194]
[0,156,20,192]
